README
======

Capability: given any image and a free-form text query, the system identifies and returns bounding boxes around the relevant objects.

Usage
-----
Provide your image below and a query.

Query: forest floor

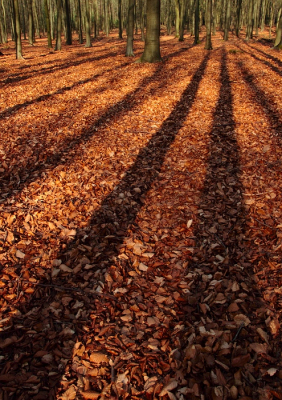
[0,29,282,400]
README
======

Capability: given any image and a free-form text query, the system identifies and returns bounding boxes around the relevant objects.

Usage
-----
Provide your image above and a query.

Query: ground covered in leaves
[0,30,282,400]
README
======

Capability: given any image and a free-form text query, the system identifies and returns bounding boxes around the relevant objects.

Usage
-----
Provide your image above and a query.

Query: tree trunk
[77,0,83,43]
[126,0,135,56]
[118,0,122,38]
[269,2,274,39]
[140,0,145,40]
[27,0,34,45]
[65,0,72,44]
[13,0,23,58]
[224,0,231,40]
[179,0,185,41]
[235,0,242,36]
[194,0,199,44]
[55,0,62,50]
[44,0,52,48]
[166,0,172,35]
[205,0,212,49]
[104,0,109,36]
[20,0,26,40]
[174,0,180,37]
[85,0,92,47]
[32,0,39,39]
[1,0,7,43]
[138,0,161,63]
[274,7,282,48]
[260,0,266,31]
[246,0,254,40]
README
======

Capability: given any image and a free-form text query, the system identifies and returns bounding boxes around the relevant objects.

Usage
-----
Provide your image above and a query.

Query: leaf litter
[0,31,282,399]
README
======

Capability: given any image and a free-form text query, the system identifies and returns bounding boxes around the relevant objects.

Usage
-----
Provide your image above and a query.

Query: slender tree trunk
[20,0,26,40]
[44,0,52,48]
[65,0,72,44]
[13,0,23,58]
[260,0,266,31]
[205,0,212,49]
[55,0,62,50]
[235,0,242,36]
[104,0,109,36]
[224,0,231,40]
[174,0,180,37]
[140,0,145,40]
[246,0,254,40]
[254,0,260,36]
[179,0,185,41]
[194,0,199,44]
[77,0,83,43]
[1,0,7,43]
[166,0,172,34]
[27,0,34,45]
[85,0,92,47]
[126,0,135,56]
[269,2,274,38]
[118,0,122,38]
[138,0,161,63]
[32,0,39,39]
[274,7,282,48]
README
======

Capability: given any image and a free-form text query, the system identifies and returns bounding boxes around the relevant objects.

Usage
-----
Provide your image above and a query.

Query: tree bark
[1,0,7,43]
[13,0,23,59]
[118,0,122,38]
[235,0,242,37]
[274,7,282,49]
[246,0,254,40]
[260,0,266,31]
[137,0,161,63]
[126,0,135,56]
[77,0,83,44]
[174,0,180,37]
[55,0,62,50]
[27,0,34,45]
[44,0,52,48]
[179,0,185,41]
[194,0,199,44]
[65,0,72,44]
[224,0,231,40]
[85,0,92,47]
[205,0,212,49]
[104,0,109,36]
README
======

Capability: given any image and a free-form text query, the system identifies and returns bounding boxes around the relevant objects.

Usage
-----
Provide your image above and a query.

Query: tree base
[136,55,162,63]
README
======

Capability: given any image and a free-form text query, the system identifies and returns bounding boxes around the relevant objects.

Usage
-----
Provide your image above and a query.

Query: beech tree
[205,0,212,50]
[274,6,282,48]
[13,0,23,59]
[137,0,162,63]
[126,0,135,56]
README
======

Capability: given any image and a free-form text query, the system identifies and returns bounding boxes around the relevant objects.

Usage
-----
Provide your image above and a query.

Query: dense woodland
[1,0,282,399]
[2,0,282,59]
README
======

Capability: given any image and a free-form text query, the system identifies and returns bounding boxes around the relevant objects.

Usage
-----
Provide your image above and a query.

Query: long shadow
[237,59,282,140]
[0,45,192,121]
[16,46,110,72]
[1,41,195,89]
[0,54,210,400]
[191,48,247,302]
[185,49,268,398]
[0,47,197,202]
[0,51,119,87]
[245,42,282,68]
[0,61,130,120]
[236,43,282,78]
